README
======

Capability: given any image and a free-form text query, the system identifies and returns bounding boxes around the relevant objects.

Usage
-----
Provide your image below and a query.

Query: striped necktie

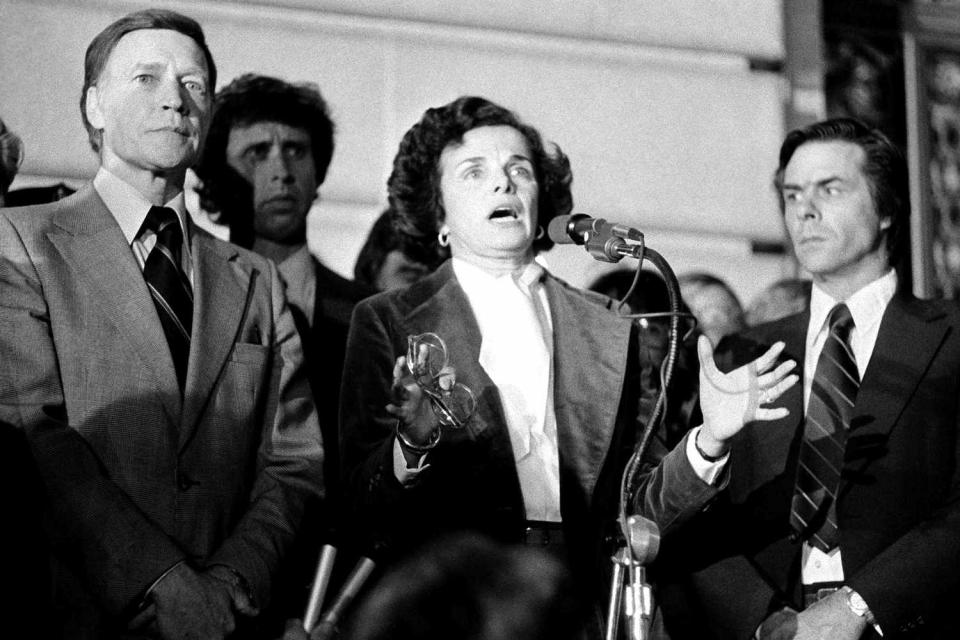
[790,303,859,552]
[143,206,193,390]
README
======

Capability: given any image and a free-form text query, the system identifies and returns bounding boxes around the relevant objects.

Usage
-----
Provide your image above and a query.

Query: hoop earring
[438,228,450,247]
[535,225,545,241]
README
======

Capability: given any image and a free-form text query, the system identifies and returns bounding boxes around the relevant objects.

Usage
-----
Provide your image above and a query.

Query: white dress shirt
[276,244,317,328]
[460,259,560,522]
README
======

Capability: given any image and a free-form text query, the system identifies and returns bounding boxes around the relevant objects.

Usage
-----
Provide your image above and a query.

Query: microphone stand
[570,224,681,640]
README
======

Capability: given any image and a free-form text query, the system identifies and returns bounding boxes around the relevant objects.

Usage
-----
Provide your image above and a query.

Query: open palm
[697,335,799,446]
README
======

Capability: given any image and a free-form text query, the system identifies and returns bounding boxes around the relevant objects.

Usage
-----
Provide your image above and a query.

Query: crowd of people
[2,7,959,640]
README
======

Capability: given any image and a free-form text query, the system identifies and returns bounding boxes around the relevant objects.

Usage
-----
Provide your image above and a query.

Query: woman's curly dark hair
[387,96,573,264]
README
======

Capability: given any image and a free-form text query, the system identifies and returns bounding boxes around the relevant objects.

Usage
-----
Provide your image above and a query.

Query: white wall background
[0,0,797,309]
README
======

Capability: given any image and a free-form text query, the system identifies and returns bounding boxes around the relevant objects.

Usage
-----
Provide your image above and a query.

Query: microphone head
[547,215,575,244]
[547,213,589,245]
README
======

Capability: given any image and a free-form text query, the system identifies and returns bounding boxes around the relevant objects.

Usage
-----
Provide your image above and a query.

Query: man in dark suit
[641,118,960,639]
[194,74,374,503]
[0,10,323,639]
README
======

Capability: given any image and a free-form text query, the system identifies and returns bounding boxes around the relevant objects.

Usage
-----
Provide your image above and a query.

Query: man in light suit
[0,9,323,639]
[641,119,960,639]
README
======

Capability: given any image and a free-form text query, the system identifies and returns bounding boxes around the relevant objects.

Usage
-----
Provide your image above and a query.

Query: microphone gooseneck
[555,213,681,640]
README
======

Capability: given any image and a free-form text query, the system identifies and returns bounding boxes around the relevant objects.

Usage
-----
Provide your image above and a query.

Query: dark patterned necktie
[143,206,193,389]
[790,303,859,552]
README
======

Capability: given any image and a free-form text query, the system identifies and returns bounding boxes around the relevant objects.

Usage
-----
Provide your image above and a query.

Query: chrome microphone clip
[605,515,661,640]
[547,213,645,263]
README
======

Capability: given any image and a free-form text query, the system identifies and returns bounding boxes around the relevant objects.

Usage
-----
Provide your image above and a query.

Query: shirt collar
[93,167,189,245]
[808,268,898,337]
[276,244,316,311]
[516,260,545,291]
[452,257,544,294]
[278,243,314,277]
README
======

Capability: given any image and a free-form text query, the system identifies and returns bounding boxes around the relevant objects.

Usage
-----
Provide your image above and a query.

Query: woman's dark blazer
[339,260,659,593]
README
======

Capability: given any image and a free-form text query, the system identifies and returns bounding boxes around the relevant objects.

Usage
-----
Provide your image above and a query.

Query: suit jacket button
[177,474,195,491]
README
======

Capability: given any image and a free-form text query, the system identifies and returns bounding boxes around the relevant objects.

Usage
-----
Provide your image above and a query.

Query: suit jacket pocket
[214,343,271,432]
[228,341,270,365]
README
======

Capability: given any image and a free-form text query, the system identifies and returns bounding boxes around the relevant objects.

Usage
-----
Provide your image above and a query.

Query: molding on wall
[20,0,754,73]
[210,0,785,59]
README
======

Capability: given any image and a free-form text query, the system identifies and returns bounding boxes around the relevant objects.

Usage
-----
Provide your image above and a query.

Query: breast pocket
[216,342,271,418]
[228,342,270,365]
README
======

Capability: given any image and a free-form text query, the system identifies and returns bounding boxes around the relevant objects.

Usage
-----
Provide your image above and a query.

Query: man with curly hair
[195,74,373,508]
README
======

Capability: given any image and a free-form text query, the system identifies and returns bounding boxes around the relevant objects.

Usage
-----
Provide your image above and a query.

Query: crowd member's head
[589,268,700,436]
[745,278,812,326]
[590,267,680,362]
[589,268,672,315]
[677,272,745,346]
[3,183,77,207]
[1,114,73,207]
[0,117,25,206]
[773,117,907,294]
[80,8,216,175]
[346,533,585,640]
[589,267,687,354]
[195,74,334,251]
[354,208,434,291]
[588,267,677,363]
[387,95,572,270]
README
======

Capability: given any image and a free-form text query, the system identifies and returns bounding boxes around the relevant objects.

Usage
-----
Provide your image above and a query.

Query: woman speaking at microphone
[340,96,657,636]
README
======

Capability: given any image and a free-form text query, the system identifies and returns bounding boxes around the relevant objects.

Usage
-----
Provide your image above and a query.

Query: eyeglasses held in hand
[406,332,477,429]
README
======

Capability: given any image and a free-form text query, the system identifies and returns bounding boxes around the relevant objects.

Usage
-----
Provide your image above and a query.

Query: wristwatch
[841,586,876,624]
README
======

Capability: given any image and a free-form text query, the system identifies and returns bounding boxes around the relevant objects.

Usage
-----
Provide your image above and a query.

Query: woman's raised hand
[696,335,799,455]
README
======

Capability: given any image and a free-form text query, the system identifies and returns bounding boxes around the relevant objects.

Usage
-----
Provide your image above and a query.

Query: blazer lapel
[48,186,181,422]
[547,276,632,504]
[845,295,950,470]
[402,264,525,518]
[179,228,249,446]
[403,263,508,441]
